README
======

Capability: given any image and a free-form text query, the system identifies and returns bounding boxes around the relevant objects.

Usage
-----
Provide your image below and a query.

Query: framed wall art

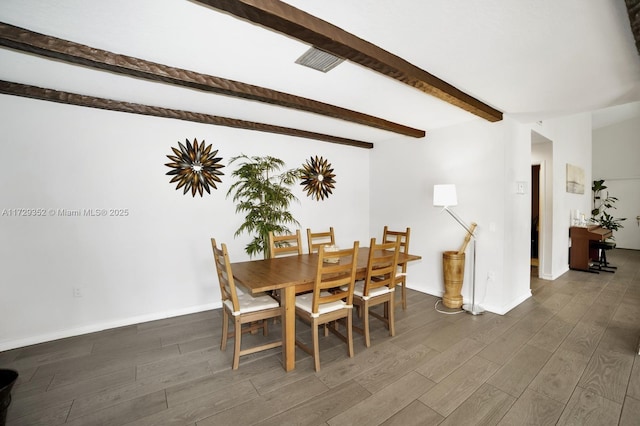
[566,163,585,194]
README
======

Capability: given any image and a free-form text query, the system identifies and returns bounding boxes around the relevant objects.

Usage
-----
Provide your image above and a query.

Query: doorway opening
[531,164,540,275]
[531,130,553,281]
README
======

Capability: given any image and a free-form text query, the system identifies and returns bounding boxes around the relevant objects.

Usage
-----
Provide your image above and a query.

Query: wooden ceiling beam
[194,0,503,122]
[625,0,640,55]
[0,22,422,139]
[0,80,373,149]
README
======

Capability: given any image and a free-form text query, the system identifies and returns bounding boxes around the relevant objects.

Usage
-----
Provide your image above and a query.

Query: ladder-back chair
[307,227,336,254]
[211,238,282,370]
[268,230,303,258]
[351,238,400,347]
[382,226,411,310]
[294,241,359,371]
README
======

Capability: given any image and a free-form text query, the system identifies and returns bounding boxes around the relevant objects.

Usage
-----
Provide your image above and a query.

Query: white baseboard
[481,291,532,315]
[0,302,220,352]
[409,282,532,316]
[538,265,569,281]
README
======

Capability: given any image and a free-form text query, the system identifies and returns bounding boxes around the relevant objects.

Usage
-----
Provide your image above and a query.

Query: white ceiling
[1,0,639,144]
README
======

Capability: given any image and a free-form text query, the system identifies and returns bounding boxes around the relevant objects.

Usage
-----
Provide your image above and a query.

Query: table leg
[282,286,296,371]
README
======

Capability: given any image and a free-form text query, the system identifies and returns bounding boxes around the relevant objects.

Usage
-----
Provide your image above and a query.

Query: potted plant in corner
[227,154,301,259]
[591,179,626,237]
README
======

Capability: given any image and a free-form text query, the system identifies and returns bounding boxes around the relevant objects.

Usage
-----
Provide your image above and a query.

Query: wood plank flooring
[1,249,639,425]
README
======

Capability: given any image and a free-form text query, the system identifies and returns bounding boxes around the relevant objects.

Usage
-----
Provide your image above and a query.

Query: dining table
[230,246,421,371]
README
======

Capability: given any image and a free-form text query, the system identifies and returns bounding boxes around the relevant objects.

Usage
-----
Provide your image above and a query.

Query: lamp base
[462,303,485,315]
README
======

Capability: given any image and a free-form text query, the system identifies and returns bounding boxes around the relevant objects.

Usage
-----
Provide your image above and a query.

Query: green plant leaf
[591,179,626,236]
[227,154,301,258]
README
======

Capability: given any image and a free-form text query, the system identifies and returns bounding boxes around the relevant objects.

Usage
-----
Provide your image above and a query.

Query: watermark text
[1,208,130,217]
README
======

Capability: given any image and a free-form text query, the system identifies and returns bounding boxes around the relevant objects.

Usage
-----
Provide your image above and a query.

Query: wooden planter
[442,251,465,308]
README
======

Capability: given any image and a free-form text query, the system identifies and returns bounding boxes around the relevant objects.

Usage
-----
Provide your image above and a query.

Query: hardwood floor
[2,249,639,425]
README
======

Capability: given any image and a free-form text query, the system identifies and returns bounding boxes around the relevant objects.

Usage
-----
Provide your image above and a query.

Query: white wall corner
[481,290,532,315]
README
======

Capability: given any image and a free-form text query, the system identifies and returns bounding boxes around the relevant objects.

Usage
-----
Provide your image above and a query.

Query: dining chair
[211,238,282,370]
[268,230,303,258]
[382,226,411,310]
[306,227,336,254]
[294,241,359,371]
[351,237,400,347]
[267,230,304,305]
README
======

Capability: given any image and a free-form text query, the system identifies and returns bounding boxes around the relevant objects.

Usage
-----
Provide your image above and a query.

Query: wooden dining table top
[231,246,421,295]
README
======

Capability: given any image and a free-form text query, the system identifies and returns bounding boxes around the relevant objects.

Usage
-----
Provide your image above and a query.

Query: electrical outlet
[73,287,82,298]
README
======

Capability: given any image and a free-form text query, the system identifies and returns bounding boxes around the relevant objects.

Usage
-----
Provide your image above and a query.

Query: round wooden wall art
[300,155,336,200]
[165,138,224,197]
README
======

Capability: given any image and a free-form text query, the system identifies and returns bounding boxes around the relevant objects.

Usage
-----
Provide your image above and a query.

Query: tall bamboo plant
[591,179,626,236]
[227,155,301,259]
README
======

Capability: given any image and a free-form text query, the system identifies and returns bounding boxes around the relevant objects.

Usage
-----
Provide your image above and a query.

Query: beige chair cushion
[224,292,279,316]
[341,281,394,300]
[348,280,394,301]
[295,291,352,318]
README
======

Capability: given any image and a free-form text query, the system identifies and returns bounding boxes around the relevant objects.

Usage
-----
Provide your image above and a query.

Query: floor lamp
[433,184,484,315]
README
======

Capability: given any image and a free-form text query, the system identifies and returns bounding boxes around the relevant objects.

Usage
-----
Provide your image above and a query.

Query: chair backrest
[310,241,359,315]
[362,237,401,296]
[382,226,410,254]
[211,238,240,313]
[268,230,303,258]
[383,226,410,274]
[307,227,336,254]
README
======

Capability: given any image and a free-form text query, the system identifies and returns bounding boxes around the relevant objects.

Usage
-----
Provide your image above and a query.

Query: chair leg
[346,311,354,358]
[263,318,269,336]
[388,298,395,337]
[590,249,615,273]
[312,319,320,372]
[232,316,242,370]
[363,301,371,348]
[220,309,229,351]
[401,281,407,310]
[601,249,617,269]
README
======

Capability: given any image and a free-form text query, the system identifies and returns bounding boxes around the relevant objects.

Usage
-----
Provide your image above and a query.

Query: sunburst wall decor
[165,138,224,197]
[300,155,336,200]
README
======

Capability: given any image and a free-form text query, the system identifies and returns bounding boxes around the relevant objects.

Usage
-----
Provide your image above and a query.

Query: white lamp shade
[433,184,458,207]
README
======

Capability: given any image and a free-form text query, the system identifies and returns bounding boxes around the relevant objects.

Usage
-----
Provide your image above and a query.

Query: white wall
[0,95,370,350]
[532,114,594,278]
[370,117,531,315]
[369,113,594,315]
[593,116,640,249]
[497,118,534,313]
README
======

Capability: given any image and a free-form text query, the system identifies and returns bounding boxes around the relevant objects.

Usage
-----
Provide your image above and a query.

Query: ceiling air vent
[295,47,344,72]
